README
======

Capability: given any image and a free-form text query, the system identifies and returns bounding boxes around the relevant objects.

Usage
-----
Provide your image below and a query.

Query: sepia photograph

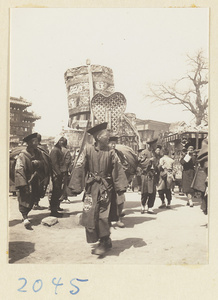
[8,7,209,266]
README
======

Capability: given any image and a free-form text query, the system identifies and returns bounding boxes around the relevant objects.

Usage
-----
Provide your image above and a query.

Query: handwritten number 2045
[18,277,88,295]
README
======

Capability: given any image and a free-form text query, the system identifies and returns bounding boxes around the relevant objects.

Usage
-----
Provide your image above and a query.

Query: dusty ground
[8,190,208,264]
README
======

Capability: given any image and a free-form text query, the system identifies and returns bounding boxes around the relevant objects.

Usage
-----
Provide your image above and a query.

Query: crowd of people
[11,122,208,256]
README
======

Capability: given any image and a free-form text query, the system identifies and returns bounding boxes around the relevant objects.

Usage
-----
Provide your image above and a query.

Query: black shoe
[105,237,112,249]
[159,203,166,209]
[33,204,41,210]
[50,212,63,218]
[92,242,107,255]
[58,207,64,211]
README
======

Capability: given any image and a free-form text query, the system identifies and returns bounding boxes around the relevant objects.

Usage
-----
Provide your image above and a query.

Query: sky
[10,8,209,137]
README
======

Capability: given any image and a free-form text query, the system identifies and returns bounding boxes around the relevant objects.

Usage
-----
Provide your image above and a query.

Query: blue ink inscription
[52,277,64,295]
[32,279,43,292]
[17,278,27,292]
[70,278,88,295]
[17,277,88,295]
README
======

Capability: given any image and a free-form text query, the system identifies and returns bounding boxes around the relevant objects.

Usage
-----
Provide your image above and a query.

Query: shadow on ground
[124,200,141,209]
[9,219,22,227]
[9,241,35,263]
[113,216,155,229]
[95,237,147,258]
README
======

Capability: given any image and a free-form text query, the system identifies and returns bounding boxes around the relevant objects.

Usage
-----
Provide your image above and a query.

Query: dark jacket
[50,145,63,178]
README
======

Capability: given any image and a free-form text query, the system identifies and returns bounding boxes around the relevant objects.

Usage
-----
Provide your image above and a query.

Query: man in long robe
[14,133,45,229]
[68,122,128,256]
[50,136,65,217]
[32,133,51,209]
[138,138,158,214]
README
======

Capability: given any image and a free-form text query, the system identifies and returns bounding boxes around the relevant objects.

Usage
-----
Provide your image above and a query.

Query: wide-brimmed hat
[23,132,38,143]
[146,138,158,145]
[87,122,108,137]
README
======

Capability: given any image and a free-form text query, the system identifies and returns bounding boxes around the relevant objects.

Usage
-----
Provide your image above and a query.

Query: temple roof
[10,96,32,107]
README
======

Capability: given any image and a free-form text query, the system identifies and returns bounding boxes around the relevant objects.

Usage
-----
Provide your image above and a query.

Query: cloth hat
[138,144,145,152]
[87,122,108,137]
[23,132,38,143]
[54,135,64,145]
[109,135,119,142]
[187,145,194,151]
[146,137,158,145]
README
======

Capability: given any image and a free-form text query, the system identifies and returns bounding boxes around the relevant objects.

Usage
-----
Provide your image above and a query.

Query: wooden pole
[87,59,95,126]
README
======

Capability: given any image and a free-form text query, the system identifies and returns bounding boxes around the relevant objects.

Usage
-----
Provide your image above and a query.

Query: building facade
[10,96,40,148]
[135,119,171,145]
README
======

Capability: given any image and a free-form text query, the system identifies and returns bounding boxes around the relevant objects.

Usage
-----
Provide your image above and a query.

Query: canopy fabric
[115,144,138,176]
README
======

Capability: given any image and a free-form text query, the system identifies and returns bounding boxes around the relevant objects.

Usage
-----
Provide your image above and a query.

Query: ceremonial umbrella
[115,144,139,177]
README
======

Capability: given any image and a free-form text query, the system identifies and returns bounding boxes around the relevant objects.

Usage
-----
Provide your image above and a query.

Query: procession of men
[12,122,208,257]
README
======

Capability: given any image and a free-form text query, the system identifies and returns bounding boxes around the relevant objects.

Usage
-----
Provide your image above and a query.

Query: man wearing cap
[49,136,65,217]
[32,133,51,209]
[68,122,128,255]
[138,138,158,214]
[14,133,45,228]
[180,145,195,207]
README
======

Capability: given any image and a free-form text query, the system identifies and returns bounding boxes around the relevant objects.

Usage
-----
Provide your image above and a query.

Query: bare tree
[148,50,208,126]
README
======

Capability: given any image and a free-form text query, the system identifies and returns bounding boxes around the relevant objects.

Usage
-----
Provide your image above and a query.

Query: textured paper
[1,1,218,299]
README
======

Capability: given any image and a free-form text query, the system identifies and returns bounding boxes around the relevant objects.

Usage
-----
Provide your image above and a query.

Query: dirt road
[8,191,208,264]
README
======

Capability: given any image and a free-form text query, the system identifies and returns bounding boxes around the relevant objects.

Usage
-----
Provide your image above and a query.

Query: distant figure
[157,148,175,209]
[108,135,126,228]
[180,145,195,207]
[14,133,45,229]
[138,138,158,214]
[50,136,65,217]
[59,137,72,202]
[32,133,51,209]
[68,122,128,256]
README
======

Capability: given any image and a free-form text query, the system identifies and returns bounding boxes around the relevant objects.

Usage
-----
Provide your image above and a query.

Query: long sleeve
[67,147,86,194]
[50,147,62,176]
[14,154,28,188]
[111,151,128,193]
